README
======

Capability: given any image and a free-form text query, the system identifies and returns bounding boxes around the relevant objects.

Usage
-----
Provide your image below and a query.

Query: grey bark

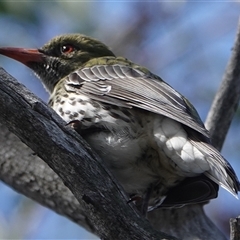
[230,216,240,240]
[148,205,225,240]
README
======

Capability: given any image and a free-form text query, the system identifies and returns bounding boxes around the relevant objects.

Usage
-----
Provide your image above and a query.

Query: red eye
[61,44,75,54]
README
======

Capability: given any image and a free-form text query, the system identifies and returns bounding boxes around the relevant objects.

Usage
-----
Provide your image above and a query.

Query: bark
[148,205,226,240]
[0,20,240,240]
[0,122,94,232]
[230,216,240,240]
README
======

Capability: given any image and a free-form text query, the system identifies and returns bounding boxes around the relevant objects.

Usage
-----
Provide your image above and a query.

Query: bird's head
[0,34,115,93]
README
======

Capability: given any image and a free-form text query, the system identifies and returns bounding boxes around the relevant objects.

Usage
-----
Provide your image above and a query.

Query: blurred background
[0,1,239,239]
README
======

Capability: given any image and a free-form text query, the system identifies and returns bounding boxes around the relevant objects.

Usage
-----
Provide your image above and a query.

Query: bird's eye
[61,44,75,54]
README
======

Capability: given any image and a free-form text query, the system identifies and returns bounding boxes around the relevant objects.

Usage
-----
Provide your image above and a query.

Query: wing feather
[66,64,208,137]
[190,138,239,196]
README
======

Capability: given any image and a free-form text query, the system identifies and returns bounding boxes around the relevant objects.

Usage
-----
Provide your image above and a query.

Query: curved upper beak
[0,47,44,66]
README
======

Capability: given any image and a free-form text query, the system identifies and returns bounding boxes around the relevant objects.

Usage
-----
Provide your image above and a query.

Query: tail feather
[190,139,239,197]
[160,175,219,208]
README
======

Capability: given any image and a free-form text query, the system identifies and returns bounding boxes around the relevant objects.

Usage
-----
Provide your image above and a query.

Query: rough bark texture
[230,216,240,240]
[0,20,240,240]
[0,122,94,232]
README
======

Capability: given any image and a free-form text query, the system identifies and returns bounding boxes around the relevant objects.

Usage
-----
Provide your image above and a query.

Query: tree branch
[0,67,176,240]
[205,19,240,151]
[0,122,95,233]
[230,216,240,240]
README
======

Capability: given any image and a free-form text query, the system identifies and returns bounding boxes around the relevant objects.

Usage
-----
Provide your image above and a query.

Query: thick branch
[0,122,96,233]
[0,67,176,240]
[148,205,226,240]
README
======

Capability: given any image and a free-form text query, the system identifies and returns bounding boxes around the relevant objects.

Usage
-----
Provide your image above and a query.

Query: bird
[0,34,239,214]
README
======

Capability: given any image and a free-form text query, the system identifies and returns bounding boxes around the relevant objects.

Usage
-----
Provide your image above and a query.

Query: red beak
[0,47,44,66]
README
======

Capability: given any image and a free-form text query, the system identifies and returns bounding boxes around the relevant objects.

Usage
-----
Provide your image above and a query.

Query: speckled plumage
[0,34,239,212]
